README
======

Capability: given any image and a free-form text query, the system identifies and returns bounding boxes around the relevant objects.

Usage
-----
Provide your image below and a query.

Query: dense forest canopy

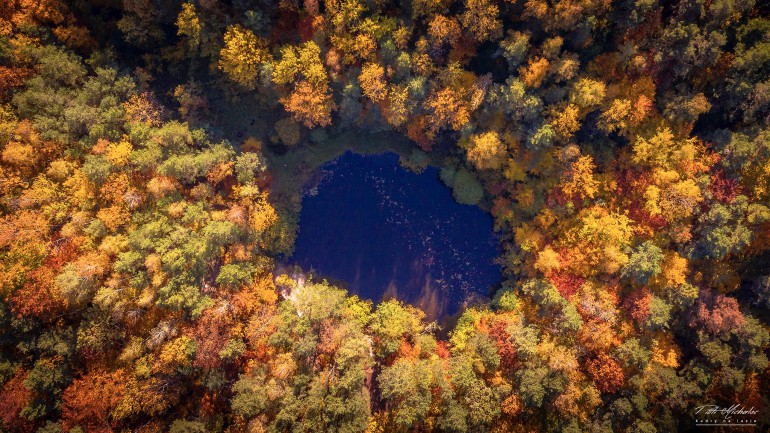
[0,0,769,432]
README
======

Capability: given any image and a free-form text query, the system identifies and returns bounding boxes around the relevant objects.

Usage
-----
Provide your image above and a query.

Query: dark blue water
[290,151,501,319]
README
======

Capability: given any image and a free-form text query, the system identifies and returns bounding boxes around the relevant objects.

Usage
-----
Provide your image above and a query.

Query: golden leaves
[218,25,270,89]
[359,62,388,103]
[467,131,507,170]
[561,155,599,201]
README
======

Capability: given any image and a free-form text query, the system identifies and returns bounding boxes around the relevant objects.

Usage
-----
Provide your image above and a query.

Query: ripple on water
[289,151,501,320]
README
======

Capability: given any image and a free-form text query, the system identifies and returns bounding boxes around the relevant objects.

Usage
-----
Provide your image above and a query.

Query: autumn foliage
[1,0,770,432]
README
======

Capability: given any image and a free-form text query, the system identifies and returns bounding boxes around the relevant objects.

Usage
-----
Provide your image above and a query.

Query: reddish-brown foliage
[623,288,652,326]
[0,370,35,433]
[616,169,668,230]
[46,236,83,269]
[548,271,585,300]
[689,288,745,335]
[198,390,225,419]
[491,197,514,223]
[435,340,451,359]
[62,370,127,433]
[194,309,233,370]
[297,15,314,42]
[625,7,661,45]
[397,340,418,359]
[406,115,432,151]
[736,373,764,415]
[709,169,741,203]
[9,265,66,319]
[585,353,625,394]
[488,320,517,371]
[0,67,31,100]
[9,236,78,318]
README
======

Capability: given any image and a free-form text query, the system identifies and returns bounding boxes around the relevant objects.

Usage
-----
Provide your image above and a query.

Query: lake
[289,151,501,320]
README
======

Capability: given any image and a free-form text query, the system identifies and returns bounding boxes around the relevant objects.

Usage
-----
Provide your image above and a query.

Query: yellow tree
[599,99,632,134]
[359,63,387,103]
[466,131,507,170]
[632,127,709,223]
[383,84,410,127]
[218,25,270,89]
[425,87,470,136]
[550,104,580,142]
[561,155,599,201]
[176,3,201,50]
[570,78,606,109]
[273,41,336,127]
[520,57,550,88]
[559,206,634,276]
[273,41,332,88]
[460,0,503,43]
[428,15,461,50]
[280,81,335,128]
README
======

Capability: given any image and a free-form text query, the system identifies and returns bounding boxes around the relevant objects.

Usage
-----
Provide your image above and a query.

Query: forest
[0,0,769,432]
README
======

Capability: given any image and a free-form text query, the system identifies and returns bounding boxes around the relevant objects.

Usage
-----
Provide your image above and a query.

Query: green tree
[622,242,664,285]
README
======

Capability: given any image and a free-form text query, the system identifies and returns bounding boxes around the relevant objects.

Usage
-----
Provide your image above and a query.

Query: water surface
[290,151,500,319]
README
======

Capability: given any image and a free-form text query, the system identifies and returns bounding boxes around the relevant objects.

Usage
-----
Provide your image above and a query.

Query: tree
[498,30,530,70]
[647,296,672,330]
[176,3,202,50]
[425,88,471,135]
[520,57,550,88]
[691,197,760,260]
[173,81,209,123]
[273,42,335,127]
[9,262,67,319]
[720,130,770,201]
[535,246,561,274]
[621,242,664,285]
[370,300,423,358]
[466,131,506,170]
[170,419,207,433]
[570,79,606,109]
[272,41,328,89]
[411,0,452,19]
[216,262,256,288]
[440,167,484,205]
[218,25,269,89]
[527,123,555,149]
[689,289,744,335]
[428,15,462,50]
[378,358,435,430]
[560,206,633,276]
[460,0,502,43]
[359,63,388,103]
[279,81,336,127]
[274,117,301,146]
[0,370,34,432]
[600,99,632,133]
[663,92,711,126]
[551,104,581,141]
[658,23,725,80]
[117,0,163,46]
[516,366,564,407]
[61,370,126,433]
[561,154,599,201]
